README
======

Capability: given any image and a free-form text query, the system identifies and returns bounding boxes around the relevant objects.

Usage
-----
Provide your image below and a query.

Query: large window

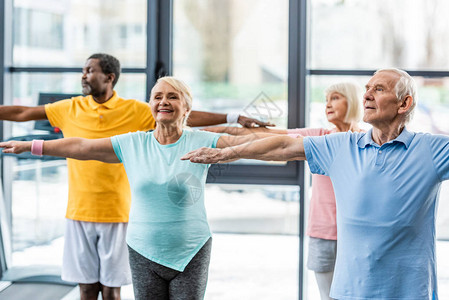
[173,0,289,128]
[310,0,449,70]
[14,8,63,49]
[13,0,147,68]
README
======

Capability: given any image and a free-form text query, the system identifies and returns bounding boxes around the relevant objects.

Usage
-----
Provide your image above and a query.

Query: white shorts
[61,219,132,287]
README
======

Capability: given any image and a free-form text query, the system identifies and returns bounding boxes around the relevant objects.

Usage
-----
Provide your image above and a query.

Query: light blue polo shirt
[111,130,220,271]
[303,128,449,300]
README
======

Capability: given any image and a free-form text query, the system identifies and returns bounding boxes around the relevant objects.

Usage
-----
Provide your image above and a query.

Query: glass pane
[173,0,289,128]
[13,0,147,67]
[206,185,299,235]
[8,157,68,268]
[207,233,298,299]
[310,0,449,70]
[10,72,147,137]
[205,184,299,299]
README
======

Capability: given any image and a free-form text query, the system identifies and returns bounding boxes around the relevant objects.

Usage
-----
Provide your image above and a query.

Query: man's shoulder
[62,95,89,102]
[115,98,151,109]
[305,131,366,154]
[415,131,449,146]
[46,95,84,110]
[411,131,449,143]
[116,97,147,104]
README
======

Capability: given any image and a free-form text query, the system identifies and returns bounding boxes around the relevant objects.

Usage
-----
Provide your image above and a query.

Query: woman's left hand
[0,140,31,154]
[181,147,226,164]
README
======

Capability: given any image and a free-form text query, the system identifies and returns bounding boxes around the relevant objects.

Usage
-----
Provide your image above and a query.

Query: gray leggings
[128,238,212,300]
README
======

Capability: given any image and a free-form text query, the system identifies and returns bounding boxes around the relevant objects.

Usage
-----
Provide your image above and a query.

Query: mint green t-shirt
[111,130,220,271]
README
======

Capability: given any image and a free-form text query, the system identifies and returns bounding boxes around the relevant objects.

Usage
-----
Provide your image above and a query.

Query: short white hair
[151,76,193,125]
[374,68,417,123]
[325,82,362,123]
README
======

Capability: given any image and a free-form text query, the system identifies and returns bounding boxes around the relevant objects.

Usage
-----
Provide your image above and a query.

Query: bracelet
[226,112,240,124]
[31,140,44,156]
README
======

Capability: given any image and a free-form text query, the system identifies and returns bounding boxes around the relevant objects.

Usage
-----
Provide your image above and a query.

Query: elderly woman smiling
[0,76,269,300]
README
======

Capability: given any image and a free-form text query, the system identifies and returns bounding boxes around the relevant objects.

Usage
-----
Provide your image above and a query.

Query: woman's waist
[127,220,211,248]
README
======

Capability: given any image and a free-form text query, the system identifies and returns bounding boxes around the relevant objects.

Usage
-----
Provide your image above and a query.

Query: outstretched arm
[181,135,305,164]
[203,126,287,135]
[187,111,274,128]
[0,105,47,121]
[216,132,279,148]
[0,137,120,163]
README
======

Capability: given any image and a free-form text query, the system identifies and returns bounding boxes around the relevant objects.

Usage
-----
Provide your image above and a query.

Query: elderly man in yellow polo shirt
[0,53,270,300]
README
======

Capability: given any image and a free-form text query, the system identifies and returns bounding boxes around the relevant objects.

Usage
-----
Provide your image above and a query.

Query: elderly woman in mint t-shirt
[204,82,363,300]
[0,76,274,300]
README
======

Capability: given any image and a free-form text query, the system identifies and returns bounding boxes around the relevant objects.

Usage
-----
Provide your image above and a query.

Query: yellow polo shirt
[45,92,156,222]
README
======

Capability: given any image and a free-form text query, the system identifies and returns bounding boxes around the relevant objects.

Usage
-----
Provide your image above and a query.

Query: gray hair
[374,68,417,123]
[325,82,362,123]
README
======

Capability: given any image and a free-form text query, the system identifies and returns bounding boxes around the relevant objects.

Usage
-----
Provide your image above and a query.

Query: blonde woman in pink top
[204,82,362,300]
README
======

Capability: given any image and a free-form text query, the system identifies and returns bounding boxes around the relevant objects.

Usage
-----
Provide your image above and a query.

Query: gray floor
[0,282,74,300]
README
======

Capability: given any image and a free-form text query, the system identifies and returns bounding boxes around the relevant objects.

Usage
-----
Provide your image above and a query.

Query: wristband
[226,113,240,124]
[31,139,44,156]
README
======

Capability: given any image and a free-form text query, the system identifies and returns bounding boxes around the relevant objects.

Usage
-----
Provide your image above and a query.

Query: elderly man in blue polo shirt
[182,68,449,300]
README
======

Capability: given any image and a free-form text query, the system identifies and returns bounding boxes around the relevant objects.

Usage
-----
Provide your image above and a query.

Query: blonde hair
[374,68,417,123]
[151,76,193,124]
[325,82,362,123]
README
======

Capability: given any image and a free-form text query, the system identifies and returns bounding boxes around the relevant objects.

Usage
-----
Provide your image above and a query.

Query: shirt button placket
[98,106,104,125]
[375,148,384,165]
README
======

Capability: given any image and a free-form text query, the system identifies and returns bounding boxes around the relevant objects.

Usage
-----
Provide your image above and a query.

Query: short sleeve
[303,132,348,176]
[192,130,221,148]
[45,99,72,129]
[111,132,141,163]
[428,134,449,181]
[210,133,221,148]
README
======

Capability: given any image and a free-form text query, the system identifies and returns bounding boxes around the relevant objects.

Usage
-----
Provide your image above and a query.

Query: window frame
[0,0,8,279]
